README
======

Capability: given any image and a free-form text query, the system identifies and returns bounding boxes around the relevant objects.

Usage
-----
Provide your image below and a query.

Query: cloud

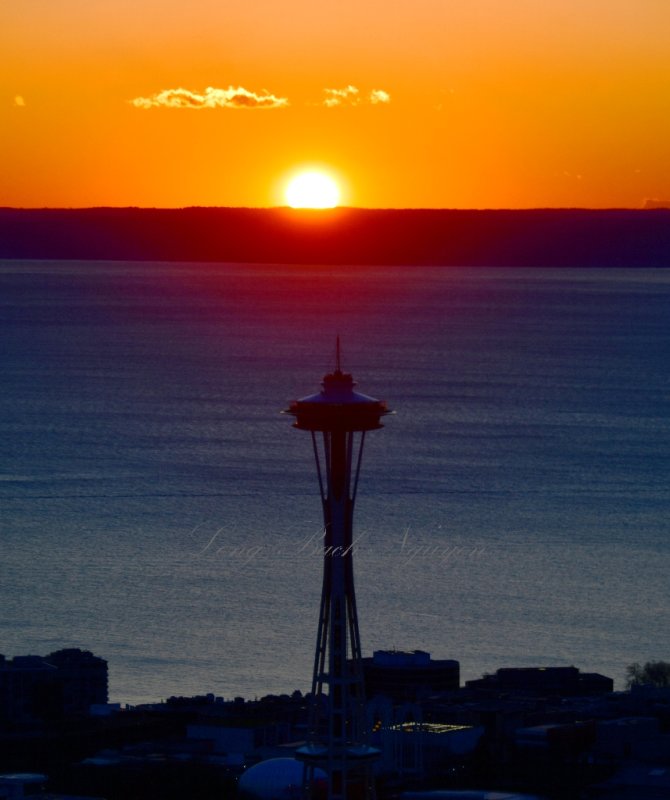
[132,84,390,111]
[131,86,288,110]
[323,85,360,107]
[369,89,390,105]
[13,95,25,107]
[322,86,391,107]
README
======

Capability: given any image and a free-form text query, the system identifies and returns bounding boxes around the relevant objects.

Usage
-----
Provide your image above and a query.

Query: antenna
[336,335,342,373]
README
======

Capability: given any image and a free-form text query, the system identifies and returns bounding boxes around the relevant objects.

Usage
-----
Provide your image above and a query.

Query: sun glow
[285,170,341,208]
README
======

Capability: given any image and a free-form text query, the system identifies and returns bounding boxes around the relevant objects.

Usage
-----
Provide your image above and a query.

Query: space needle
[286,341,390,800]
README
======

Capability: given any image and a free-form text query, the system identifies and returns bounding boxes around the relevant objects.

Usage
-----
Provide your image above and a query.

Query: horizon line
[2,204,669,213]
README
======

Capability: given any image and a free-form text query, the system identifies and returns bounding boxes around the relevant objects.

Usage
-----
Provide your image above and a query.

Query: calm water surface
[0,261,668,703]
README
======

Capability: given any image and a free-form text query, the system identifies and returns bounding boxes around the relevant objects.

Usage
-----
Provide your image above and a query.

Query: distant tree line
[1,207,670,266]
[626,660,670,688]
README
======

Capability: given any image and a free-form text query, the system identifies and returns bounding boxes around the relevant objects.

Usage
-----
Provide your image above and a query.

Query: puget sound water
[1,261,668,704]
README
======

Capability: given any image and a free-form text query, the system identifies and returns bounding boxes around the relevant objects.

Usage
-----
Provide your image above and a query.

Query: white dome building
[238,758,326,800]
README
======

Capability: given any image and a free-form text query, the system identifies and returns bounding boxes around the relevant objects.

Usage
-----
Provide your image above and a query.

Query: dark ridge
[1,207,669,266]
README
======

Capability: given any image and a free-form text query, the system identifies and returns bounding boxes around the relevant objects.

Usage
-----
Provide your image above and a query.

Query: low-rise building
[361,650,460,703]
[0,649,107,726]
[466,666,612,696]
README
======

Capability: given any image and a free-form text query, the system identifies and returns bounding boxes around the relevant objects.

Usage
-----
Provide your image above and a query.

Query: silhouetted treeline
[1,207,669,266]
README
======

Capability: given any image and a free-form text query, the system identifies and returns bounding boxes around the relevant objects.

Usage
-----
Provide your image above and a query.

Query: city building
[465,666,613,696]
[361,651,460,703]
[0,649,107,726]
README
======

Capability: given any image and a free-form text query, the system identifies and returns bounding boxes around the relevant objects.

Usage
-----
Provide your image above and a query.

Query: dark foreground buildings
[3,649,670,800]
[361,650,460,703]
[465,666,613,696]
[0,649,107,726]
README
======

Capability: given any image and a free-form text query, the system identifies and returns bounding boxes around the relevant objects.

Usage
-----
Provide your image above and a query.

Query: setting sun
[285,171,340,209]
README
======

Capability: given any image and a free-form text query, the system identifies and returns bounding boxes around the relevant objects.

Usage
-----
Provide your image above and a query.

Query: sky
[2,0,670,209]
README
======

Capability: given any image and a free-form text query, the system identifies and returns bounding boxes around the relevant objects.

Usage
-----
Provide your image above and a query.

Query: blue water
[1,261,669,704]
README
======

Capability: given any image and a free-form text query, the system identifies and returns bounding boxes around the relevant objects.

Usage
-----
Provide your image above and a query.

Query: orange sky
[2,0,669,208]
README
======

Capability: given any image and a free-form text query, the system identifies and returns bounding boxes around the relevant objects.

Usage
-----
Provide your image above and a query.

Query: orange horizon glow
[2,0,670,210]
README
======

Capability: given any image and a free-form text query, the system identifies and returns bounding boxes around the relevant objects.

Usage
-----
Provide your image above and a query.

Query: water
[1,261,668,704]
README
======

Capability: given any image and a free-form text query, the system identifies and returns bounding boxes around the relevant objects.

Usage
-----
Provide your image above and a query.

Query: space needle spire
[286,348,390,800]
